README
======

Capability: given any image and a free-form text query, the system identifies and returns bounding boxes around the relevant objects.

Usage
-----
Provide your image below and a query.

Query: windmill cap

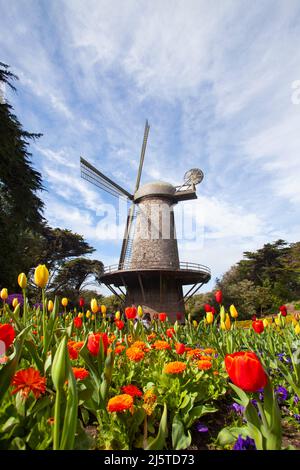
[134,181,176,201]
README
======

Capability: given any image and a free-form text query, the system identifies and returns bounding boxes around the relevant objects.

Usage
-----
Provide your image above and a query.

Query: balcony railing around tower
[102,261,211,276]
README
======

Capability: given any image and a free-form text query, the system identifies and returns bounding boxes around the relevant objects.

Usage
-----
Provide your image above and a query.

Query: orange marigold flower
[126,347,145,362]
[143,388,157,404]
[108,334,116,344]
[187,349,203,360]
[107,394,134,413]
[154,340,171,351]
[164,361,187,374]
[147,333,156,342]
[198,360,212,371]
[132,340,147,351]
[72,367,89,380]
[68,340,84,360]
[204,348,216,355]
[199,355,213,361]
[121,384,143,397]
[115,345,126,355]
[11,367,46,399]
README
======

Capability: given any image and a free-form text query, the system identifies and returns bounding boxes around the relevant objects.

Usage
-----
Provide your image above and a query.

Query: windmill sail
[118,121,150,268]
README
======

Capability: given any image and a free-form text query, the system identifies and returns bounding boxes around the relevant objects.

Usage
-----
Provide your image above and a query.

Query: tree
[51,258,104,296]
[0,63,44,289]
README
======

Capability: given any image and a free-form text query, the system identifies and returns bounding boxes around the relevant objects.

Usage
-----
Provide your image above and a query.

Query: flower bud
[220,306,225,322]
[12,298,19,308]
[48,300,54,312]
[91,314,95,321]
[61,298,68,308]
[101,304,107,315]
[91,298,98,314]
[86,311,91,319]
[115,311,121,320]
[0,288,8,300]
[18,273,27,289]
[193,320,198,328]
[34,265,49,289]
[295,323,300,335]
[229,305,238,319]
[206,312,214,324]
[137,305,143,318]
[225,314,231,330]
[51,336,69,390]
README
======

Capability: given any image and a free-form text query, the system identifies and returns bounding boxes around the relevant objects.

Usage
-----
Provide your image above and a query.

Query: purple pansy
[233,435,256,450]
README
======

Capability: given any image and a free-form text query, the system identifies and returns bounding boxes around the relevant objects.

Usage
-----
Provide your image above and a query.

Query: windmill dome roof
[134,181,176,201]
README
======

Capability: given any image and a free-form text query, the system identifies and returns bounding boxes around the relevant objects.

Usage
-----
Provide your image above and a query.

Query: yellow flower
[0,288,8,300]
[206,312,214,324]
[220,321,226,331]
[137,305,143,318]
[115,311,121,320]
[229,305,238,319]
[34,265,49,289]
[220,306,225,322]
[225,314,231,330]
[86,311,91,319]
[295,323,300,335]
[91,298,98,314]
[101,304,107,315]
[61,298,68,308]
[91,314,95,321]
[193,320,198,328]
[12,298,19,308]
[48,300,54,312]
[78,312,84,319]
[263,318,269,328]
[18,273,27,289]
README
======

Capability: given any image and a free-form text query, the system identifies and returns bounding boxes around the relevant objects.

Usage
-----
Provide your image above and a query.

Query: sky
[1,0,300,294]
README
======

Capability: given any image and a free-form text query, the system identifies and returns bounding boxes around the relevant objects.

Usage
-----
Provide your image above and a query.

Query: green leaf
[185,404,218,428]
[59,366,78,449]
[146,403,168,450]
[216,426,248,446]
[172,414,191,450]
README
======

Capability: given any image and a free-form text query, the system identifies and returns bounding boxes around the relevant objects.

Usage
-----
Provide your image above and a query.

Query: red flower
[72,367,89,381]
[115,320,125,330]
[121,384,143,398]
[87,333,108,356]
[79,297,85,308]
[0,324,15,350]
[225,351,268,392]
[11,367,46,399]
[166,328,175,338]
[125,307,137,320]
[204,304,212,312]
[159,312,167,322]
[252,320,264,334]
[215,290,222,304]
[251,315,257,321]
[175,343,185,355]
[279,305,287,317]
[211,307,216,315]
[74,316,83,329]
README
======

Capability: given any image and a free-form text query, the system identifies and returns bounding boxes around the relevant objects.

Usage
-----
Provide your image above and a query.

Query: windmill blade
[119,120,150,268]
[80,157,133,200]
[134,120,150,192]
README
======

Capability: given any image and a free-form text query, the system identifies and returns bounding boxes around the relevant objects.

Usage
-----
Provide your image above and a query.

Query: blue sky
[1,0,300,294]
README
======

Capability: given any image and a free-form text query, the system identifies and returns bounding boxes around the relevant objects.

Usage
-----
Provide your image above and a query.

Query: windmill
[80,121,211,321]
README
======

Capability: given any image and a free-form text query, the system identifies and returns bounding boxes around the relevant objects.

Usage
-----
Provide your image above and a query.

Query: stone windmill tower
[80,121,210,321]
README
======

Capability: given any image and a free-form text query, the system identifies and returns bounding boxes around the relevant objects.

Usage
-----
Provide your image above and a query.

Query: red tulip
[252,320,264,334]
[159,312,167,322]
[175,343,185,355]
[225,351,268,392]
[204,303,212,312]
[87,333,108,356]
[211,306,216,315]
[215,290,222,304]
[125,307,137,320]
[0,324,15,350]
[279,305,287,317]
[74,316,83,329]
[166,327,175,338]
[79,297,85,308]
[115,320,125,330]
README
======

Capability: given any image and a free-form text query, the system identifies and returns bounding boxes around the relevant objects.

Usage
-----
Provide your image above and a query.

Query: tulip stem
[53,388,61,450]
[42,288,46,352]
[254,393,268,431]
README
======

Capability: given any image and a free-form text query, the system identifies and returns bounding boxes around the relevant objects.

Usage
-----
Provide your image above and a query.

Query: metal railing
[102,261,211,275]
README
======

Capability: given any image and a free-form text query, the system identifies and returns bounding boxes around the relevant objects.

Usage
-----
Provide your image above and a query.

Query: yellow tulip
[18,273,27,289]
[0,288,8,300]
[48,300,54,312]
[12,298,19,308]
[137,305,143,318]
[206,311,214,324]
[193,320,198,328]
[220,321,226,331]
[295,323,300,335]
[229,305,238,319]
[86,311,91,319]
[220,306,225,322]
[78,312,84,319]
[91,298,98,314]
[91,314,95,321]
[62,298,68,308]
[225,313,231,330]
[102,312,107,319]
[115,311,121,320]
[34,264,49,288]
[263,318,269,328]
[275,317,281,327]
[101,304,107,315]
